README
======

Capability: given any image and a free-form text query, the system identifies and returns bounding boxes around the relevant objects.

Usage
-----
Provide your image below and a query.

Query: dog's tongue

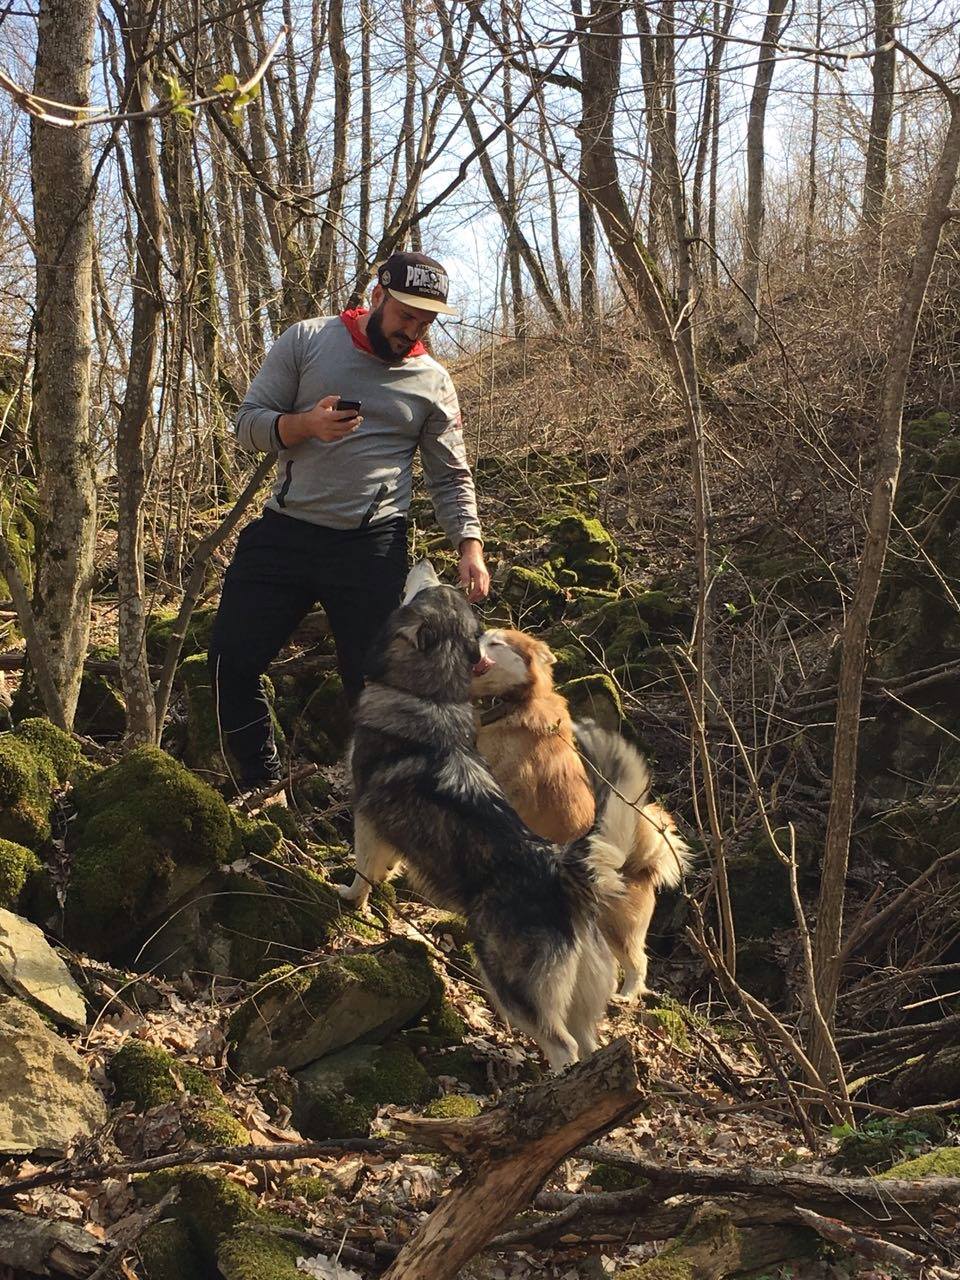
[472,656,494,677]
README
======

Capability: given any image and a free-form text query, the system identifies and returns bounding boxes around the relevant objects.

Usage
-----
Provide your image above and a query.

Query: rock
[292,1040,436,1138]
[0,839,40,910]
[138,1169,259,1272]
[64,746,245,960]
[275,670,350,767]
[228,939,443,1076]
[881,1146,960,1178]
[546,512,621,590]
[0,909,86,1029]
[0,717,81,848]
[108,1040,247,1147]
[561,673,623,729]
[75,646,126,741]
[499,565,567,625]
[138,1219,207,1280]
[0,995,106,1155]
[218,1229,303,1280]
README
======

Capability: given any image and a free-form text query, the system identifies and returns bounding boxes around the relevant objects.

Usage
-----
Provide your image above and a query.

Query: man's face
[367,287,436,361]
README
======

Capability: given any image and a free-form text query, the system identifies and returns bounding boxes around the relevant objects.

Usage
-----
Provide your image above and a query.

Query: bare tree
[740,0,788,345]
[861,0,897,231]
[26,0,99,727]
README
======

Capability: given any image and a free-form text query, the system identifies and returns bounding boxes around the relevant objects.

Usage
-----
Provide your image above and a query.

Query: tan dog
[472,628,689,1000]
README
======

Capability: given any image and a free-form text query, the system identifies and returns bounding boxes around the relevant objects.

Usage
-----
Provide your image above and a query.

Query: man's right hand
[277,395,363,447]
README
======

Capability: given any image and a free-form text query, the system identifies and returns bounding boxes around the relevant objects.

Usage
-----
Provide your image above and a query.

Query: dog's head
[366,560,485,702]
[470,628,557,699]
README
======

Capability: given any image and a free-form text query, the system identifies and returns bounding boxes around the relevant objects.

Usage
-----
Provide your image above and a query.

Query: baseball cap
[377,251,458,317]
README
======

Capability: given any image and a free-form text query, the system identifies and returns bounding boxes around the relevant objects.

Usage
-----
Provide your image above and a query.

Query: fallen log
[0,1208,102,1277]
[382,1036,646,1280]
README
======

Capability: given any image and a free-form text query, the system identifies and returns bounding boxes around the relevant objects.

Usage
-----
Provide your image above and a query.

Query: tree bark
[28,0,99,728]
[314,0,350,304]
[115,0,165,745]
[803,0,823,271]
[811,94,960,1082]
[383,1037,646,1280]
[740,0,788,345]
[861,0,897,231]
[356,0,373,279]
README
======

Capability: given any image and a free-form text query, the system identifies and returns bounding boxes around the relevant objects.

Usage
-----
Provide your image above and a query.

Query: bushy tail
[575,719,691,892]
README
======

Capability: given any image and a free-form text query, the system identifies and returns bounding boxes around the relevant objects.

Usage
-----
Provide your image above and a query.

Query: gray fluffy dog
[337,562,644,1070]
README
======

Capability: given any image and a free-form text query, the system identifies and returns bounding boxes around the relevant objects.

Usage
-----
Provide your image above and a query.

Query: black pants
[208,508,407,787]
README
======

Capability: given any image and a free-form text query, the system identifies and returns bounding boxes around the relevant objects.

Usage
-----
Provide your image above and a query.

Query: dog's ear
[395,619,439,652]
[535,642,557,667]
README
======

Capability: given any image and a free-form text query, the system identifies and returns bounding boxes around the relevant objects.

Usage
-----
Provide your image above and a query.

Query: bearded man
[208,251,489,796]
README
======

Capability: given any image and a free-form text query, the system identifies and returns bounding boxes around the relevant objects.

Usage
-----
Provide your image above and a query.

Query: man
[208,250,490,795]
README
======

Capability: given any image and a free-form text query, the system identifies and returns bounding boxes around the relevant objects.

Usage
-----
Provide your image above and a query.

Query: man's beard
[367,304,413,363]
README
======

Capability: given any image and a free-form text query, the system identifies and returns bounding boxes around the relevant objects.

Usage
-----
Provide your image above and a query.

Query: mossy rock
[74,647,126,741]
[277,669,351,767]
[218,1228,303,1280]
[64,746,238,959]
[177,653,223,782]
[546,512,617,563]
[145,605,218,664]
[281,1174,331,1203]
[137,1218,207,1280]
[422,1093,480,1119]
[0,485,35,601]
[137,1169,259,1269]
[108,1040,248,1147]
[729,845,793,941]
[832,1115,945,1174]
[642,1001,692,1051]
[560,673,622,730]
[0,839,40,909]
[421,1045,495,1095]
[881,1146,960,1179]
[228,938,443,1076]
[588,1160,648,1192]
[427,998,467,1043]
[293,1041,437,1138]
[0,718,80,849]
[499,565,567,625]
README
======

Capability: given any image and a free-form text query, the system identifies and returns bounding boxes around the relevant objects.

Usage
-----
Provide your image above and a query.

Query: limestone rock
[0,995,106,1155]
[0,909,86,1029]
[292,1041,435,1138]
[228,939,442,1076]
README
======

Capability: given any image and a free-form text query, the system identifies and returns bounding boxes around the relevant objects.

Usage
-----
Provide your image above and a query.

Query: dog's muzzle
[472,655,494,677]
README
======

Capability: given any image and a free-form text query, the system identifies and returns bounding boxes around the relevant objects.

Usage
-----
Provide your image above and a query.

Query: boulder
[108,1040,247,1147]
[292,1041,436,1138]
[0,839,40,910]
[0,995,106,1155]
[63,746,249,960]
[0,718,81,849]
[228,939,442,1076]
[560,673,623,730]
[0,909,86,1029]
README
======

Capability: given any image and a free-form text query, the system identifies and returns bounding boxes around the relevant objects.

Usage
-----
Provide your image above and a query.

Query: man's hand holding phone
[277,394,363,446]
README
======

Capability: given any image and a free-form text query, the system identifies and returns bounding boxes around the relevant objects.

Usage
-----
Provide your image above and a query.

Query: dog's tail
[575,719,691,892]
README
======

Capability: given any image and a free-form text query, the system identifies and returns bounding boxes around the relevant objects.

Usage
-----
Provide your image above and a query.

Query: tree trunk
[803,0,823,271]
[383,1038,646,1280]
[861,0,896,231]
[811,95,960,1082]
[314,0,350,304]
[116,0,165,745]
[356,0,373,278]
[402,0,422,253]
[572,0,598,323]
[692,0,735,276]
[740,0,788,345]
[28,0,98,728]
[501,0,526,336]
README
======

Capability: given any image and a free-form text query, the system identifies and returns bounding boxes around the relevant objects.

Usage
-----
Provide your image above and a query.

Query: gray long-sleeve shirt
[235,315,482,547]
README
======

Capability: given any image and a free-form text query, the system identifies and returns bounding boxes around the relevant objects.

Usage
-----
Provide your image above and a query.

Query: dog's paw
[335,880,369,909]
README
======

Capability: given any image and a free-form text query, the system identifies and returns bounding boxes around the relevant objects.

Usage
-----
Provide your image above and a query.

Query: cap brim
[385,287,458,318]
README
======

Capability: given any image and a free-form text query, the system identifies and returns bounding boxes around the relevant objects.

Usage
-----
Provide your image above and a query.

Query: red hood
[340,307,426,359]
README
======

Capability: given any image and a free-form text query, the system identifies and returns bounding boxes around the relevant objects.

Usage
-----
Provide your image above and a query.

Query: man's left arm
[419,373,490,602]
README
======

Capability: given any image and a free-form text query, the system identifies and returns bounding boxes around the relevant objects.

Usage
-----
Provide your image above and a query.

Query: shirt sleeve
[419,371,483,548]
[235,324,301,452]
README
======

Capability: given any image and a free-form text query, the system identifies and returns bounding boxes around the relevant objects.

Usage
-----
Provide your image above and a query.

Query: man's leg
[208,513,316,788]
[316,520,408,703]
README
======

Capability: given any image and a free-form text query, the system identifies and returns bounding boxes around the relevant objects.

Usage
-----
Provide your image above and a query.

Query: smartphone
[335,398,362,413]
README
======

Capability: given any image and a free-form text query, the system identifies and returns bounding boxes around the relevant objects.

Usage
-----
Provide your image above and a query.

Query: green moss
[14,718,81,783]
[422,1094,481,1119]
[588,1161,649,1192]
[427,999,466,1043]
[0,717,83,848]
[422,1046,493,1095]
[282,1174,331,1203]
[616,1260,695,1280]
[643,1003,691,1051]
[430,913,471,949]
[0,485,35,601]
[109,1041,247,1147]
[881,1146,960,1179]
[729,845,793,940]
[146,605,218,664]
[137,1218,207,1280]
[294,1042,437,1138]
[0,838,40,908]
[75,647,126,740]
[279,670,351,767]
[65,746,236,956]
[560,673,623,729]
[218,1228,303,1280]
[500,565,567,624]
[832,1115,945,1173]
[547,512,617,562]
[138,1169,258,1266]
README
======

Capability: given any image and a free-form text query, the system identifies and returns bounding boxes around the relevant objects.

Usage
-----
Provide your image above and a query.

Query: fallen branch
[794,1206,960,1279]
[0,1136,404,1200]
[87,1188,178,1280]
[383,1036,646,1280]
[0,1208,102,1277]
